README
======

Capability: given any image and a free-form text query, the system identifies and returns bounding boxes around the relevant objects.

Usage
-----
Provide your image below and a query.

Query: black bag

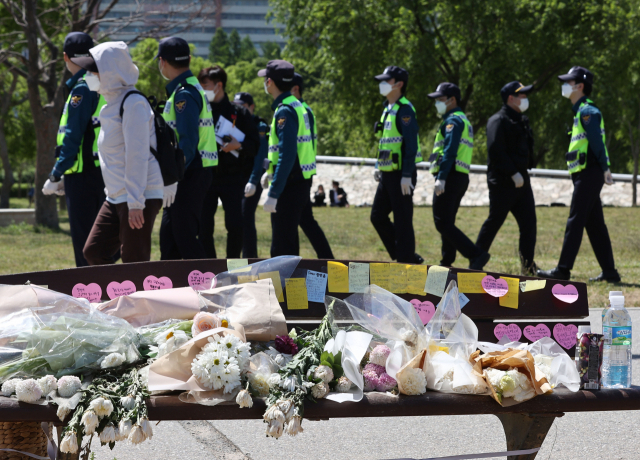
[120,90,185,185]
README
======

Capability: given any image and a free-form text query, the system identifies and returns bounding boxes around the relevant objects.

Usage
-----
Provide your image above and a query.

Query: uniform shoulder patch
[277,116,287,129]
[582,114,591,125]
[445,123,454,133]
[175,99,187,113]
[401,115,412,126]
[70,94,83,108]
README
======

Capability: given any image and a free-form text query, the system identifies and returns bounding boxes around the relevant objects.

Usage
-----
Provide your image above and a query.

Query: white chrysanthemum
[153,329,189,358]
[37,375,57,396]
[267,373,281,386]
[266,419,283,439]
[249,374,270,396]
[284,416,303,436]
[1,378,20,397]
[232,342,251,370]
[191,348,241,393]
[336,376,353,392]
[101,352,126,369]
[120,395,136,411]
[57,376,82,398]
[400,329,418,346]
[57,404,71,421]
[99,423,116,444]
[280,375,296,392]
[219,334,238,352]
[266,407,285,424]
[15,379,42,403]
[119,419,133,438]
[236,389,253,408]
[113,426,124,442]
[265,347,292,367]
[276,399,295,420]
[81,410,99,434]
[140,417,153,440]
[128,425,145,444]
[397,368,427,395]
[301,381,315,393]
[89,397,114,417]
[218,314,233,329]
[60,430,78,454]
[311,381,329,399]
[314,365,334,384]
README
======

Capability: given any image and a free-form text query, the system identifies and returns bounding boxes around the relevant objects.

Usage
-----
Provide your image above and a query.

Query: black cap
[233,92,255,106]
[257,60,294,82]
[63,32,94,58]
[292,72,304,92]
[70,55,98,73]
[428,82,461,101]
[500,81,533,103]
[155,37,191,62]
[558,66,594,85]
[374,66,408,83]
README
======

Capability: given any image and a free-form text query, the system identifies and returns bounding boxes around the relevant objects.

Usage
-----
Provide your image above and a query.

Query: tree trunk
[17,168,22,198]
[633,147,638,207]
[0,119,12,208]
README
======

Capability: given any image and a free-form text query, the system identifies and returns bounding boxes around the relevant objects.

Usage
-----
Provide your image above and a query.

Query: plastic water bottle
[602,294,632,388]
[602,291,623,334]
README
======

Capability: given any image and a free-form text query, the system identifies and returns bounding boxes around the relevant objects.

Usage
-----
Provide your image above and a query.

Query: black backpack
[119,90,185,185]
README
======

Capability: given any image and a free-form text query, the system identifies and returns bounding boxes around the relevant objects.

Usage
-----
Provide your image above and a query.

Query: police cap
[428,82,461,102]
[558,66,594,85]
[292,72,304,92]
[257,60,294,82]
[155,37,191,62]
[63,32,94,59]
[374,66,408,83]
[234,92,255,106]
[500,81,533,103]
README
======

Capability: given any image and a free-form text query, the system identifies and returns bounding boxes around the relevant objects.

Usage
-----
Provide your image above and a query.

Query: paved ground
[90,308,638,460]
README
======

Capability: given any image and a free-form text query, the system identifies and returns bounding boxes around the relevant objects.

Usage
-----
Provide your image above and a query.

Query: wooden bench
[0,259,637,460]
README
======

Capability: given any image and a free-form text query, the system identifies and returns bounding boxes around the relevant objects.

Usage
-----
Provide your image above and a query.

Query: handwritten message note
[552,284,579,304]
[389,264,408,293]
[494,323,522,342]
[553,324,578,349]
[425,266,449,297]
[259,271,284,302]
[106,280,136,300]
[407,265,427,295]
[457,273,486,294]
[482,275,509,297]
[519,279,547,293]
[370,263,390,290]
[72,283,102,303]
[188,270,216,291]
[499,277,520,309]
[285,278,308,310]
[328,261,349,293]
[143,276,173,291]
[306,270,328,303]
[349,262,370,293]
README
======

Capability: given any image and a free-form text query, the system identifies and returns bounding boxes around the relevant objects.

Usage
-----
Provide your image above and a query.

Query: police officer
[157,37,217,260]
[41,32,107,267]
[259,60,317,256]
[476,81,538,275]
[290,72,334,259]
[233,91,267,258]
[538,67,620,282]
[371,66,424,264]
[428,82,490,270]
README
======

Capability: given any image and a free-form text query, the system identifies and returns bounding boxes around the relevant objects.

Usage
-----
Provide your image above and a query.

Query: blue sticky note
[306,270,328,303]
[459,293,470,308]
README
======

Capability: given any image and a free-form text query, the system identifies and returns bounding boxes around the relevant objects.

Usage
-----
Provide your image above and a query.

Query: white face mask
[264,80,270,95]
[379,81,393,96]
[204,89,216,102]
[561,83,575,99]
[159,60,170,81]
[85,72,100,92]
[435,100,448,115]
[518,97,529,113]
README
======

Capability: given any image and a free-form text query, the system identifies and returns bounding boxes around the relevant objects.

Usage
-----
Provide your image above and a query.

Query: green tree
[261,41,281,60]
[240,36,259,62]
[209,28,232,66]
[229,29,242,65]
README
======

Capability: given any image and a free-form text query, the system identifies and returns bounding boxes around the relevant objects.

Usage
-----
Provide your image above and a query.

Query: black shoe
[413,253,425,265]
[589,270,621,283]
[469,252,490,271]
[536,267,570,281]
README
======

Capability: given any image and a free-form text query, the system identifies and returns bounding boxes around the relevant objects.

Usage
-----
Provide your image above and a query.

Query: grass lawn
[2,197,639,308]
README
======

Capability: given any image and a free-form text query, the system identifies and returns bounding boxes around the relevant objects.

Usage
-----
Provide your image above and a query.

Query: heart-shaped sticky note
[410,299,436,325]
[523,324,551,342]
[494,323,522,342]
[72,283,102,303]
[553,323,578,349]
[106,280,136,300]
[143,275,173,291]
[482,275,509,297]
[552,284,579,304]
[188,270,216,291]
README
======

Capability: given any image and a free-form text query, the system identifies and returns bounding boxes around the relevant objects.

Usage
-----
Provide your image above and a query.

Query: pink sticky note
[410,299,436,325]
[494,323,522,342]
[553,324,578,349]
[106,280,136,300]
[72,283,102,303]
[552,284,579,304]
[188,270,216,291]
[523,324,551,342]
[482,275,509,297]
[143,275,173,291]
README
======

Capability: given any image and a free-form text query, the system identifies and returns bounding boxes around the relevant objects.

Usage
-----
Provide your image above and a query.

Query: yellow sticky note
[227,259,249,271]
[349,262,370,293]
[238,275,259,284]
[425,266,449,297]
[407,265,427,295]
[499,277,520,309]
[457,272,486,294]
[389,263,408,293]
[370,263,390,291]
[328,261,349,293]
[519,279,547,293]
[285,278,308,310]
[259,271,284,302]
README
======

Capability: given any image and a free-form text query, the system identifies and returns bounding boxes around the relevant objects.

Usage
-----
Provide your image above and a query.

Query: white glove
[604,169,614,186]
[511,172,524,188]
[260,172,272,189]
[162,182,178,208]
[244,182,257,197]
[373,169,381,182]
[434,179,445,196]
[263,196,278,213]
[400,176,414,195]
[43,178,65,196]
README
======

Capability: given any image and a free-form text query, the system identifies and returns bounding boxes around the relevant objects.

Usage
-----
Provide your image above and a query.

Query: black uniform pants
[64,167,107,267]
[160,167,212,260]
[271,178,312,257]
[200,176,244,259]
[300,200,334,259]
[370,170,416,263]
[476,181,537,265]
[241,182,263,258]
[432,171,482,266]
[558,165,616,272]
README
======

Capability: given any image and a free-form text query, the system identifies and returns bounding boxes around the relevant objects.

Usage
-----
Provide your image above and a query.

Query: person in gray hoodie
[73,41,171,264]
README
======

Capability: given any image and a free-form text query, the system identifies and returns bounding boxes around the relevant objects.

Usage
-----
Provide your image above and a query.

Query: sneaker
[589,270,621,283]
[469,252,490,271]
[536,267,570,281]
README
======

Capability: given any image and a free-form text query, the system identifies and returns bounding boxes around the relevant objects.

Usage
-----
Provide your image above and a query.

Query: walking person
[537,66,620,282]
[476,81,538,275]
[427,82,490,269]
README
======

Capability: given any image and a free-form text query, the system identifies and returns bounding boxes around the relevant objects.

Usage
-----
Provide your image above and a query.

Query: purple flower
[369,345,391,366]
[363,370,379,392]
[275,335,298,355]
[375,372,397,392]
[363,363,385,376]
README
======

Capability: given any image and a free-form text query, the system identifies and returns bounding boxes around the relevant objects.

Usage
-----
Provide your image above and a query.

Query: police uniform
[371,66,422,264]
[428,82,489,269]
[48,33,107,267]
[476,81,537,274]
[158,38,216,260]
[259,60,316,257]
[538,67,620,282]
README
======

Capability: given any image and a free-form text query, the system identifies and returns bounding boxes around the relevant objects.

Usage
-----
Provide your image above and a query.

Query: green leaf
[320,351,330,363]
[333,365,344,380]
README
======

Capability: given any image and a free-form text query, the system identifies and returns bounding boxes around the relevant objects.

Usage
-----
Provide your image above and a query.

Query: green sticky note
[425,266,449,297]
[349,262,370,293]
[227,259,249,272]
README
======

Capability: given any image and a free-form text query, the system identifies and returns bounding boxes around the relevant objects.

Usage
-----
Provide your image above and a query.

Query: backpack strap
[119,90,148,118]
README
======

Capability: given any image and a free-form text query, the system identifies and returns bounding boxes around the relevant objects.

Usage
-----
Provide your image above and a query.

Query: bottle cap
[610,295,625,307]
[578,325,591,335]
[609,291,623,299]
